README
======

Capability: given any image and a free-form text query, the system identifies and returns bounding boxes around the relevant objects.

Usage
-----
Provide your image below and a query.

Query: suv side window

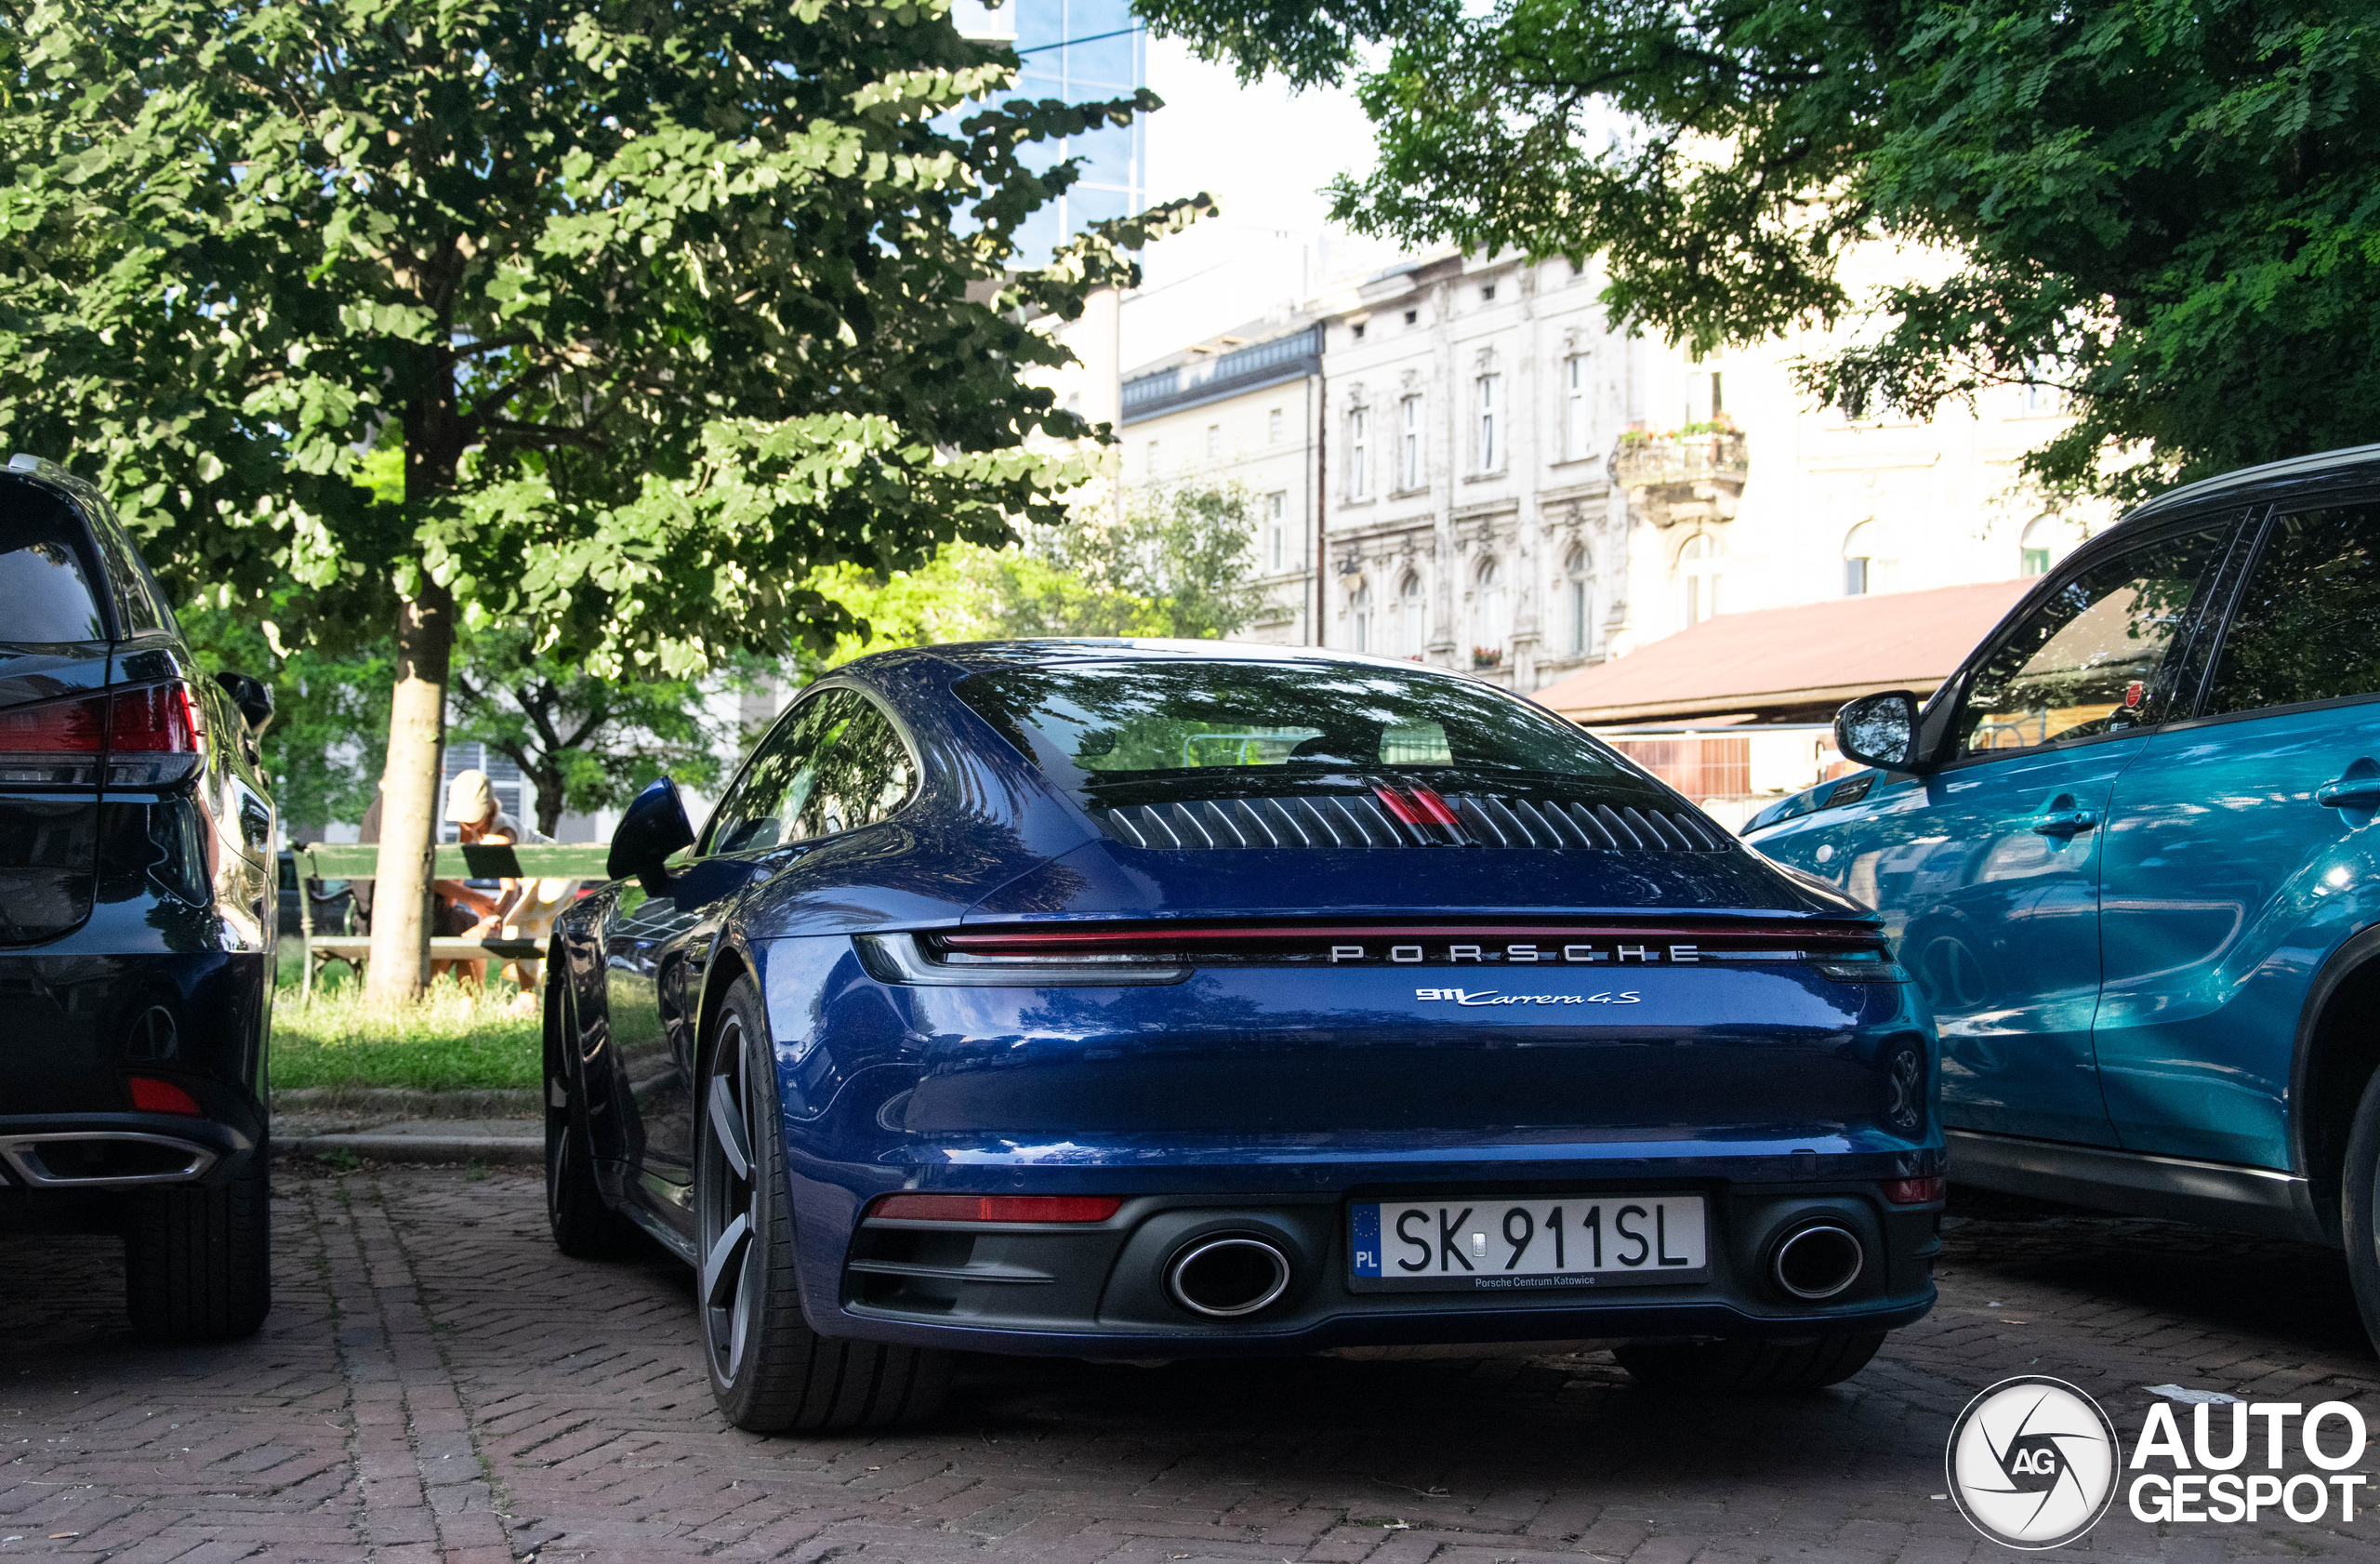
[1954,524,2232,758]
[2203,503,2380,715]
[702,688,915,854]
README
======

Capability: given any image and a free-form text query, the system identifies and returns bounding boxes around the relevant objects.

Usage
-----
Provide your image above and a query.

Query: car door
[2097,495,2380,1168]
[600,686,891,1196]
[1766,520,2240,1145]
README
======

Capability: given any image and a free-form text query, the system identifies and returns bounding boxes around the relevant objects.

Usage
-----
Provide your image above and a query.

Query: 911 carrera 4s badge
[1414,988,1641,1005]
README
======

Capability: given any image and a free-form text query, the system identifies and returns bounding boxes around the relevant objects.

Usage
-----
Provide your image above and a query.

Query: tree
[810,478,1270,662]
[449,627,759,835]
[1137,0,2380,500]
[1,0,1207,1001]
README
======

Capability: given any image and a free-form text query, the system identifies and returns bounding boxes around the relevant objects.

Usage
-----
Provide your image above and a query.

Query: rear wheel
[697,975,952,1432]
[2335,1067,2380,1353]
[124,1145,271,1342]
[545,974,641,1259]
[1615,1332,1886,1393]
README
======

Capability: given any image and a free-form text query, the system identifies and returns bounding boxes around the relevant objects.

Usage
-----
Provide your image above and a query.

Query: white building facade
[1118,324,1326,645]
[1102,245,2113,696]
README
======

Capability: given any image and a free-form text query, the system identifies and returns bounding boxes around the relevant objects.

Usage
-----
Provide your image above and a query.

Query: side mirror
[608,775,695,895]
[215,670,275,736]
[1834,690,1924,773]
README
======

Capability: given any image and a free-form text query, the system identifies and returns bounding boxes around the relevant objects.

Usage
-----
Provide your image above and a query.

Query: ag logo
[1946,1376,2122,1549]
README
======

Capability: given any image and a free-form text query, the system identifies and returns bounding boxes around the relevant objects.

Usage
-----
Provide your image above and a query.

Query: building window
[1565,355,1590,460]
[1267,491,1288,571]
[2021,514,2080,576]
[1205,423,1221,460]
[1844,521,1877,596]
[1566,546,1593,656]
[1347,406,1370,498]
[1481,284,1496,302]
[1472,555,1506,665]
[1403,309,1417,325]
[1399,395,1422,490]
[1396,571,1425,658]
[1352,583,1373,654]
[1267,407,1284,444]
[1476,374,1502,471]
[1681,534,1720,626]
[1144,439,1158,473]
[1352,323,1367,341]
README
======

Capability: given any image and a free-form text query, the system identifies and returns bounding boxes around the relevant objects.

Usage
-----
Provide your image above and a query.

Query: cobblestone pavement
[7,1166,2380,1564]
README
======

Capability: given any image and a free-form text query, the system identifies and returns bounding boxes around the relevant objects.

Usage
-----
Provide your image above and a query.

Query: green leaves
[0,0,1170,665]
[1147,0,2380,499]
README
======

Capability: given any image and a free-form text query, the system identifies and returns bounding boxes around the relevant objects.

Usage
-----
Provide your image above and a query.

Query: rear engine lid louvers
[1094,789,1729,853]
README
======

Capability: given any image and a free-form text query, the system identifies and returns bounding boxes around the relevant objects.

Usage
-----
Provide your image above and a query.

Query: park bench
[285,842,615,994]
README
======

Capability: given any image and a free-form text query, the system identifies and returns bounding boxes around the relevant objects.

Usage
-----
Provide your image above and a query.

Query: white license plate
[1349,1195,1708,1292]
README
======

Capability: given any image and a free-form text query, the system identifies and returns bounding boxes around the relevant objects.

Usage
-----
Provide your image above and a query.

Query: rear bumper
[792,1158,1943,1358]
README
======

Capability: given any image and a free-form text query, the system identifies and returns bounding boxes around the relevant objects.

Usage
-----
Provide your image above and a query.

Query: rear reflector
[127,1076,203,1117]
[1882,1175,1945,1205]
[871,1194,1122,1224]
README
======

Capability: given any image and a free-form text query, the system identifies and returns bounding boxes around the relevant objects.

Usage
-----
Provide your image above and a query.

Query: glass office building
[962,0,1146,262]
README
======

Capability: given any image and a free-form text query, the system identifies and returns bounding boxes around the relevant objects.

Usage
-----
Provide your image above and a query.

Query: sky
[1118,36,1410,367]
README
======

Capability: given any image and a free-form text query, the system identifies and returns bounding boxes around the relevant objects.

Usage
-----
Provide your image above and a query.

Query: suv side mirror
[215,670,275,736]
[609,775,695,895]
[1834,690,1924,773]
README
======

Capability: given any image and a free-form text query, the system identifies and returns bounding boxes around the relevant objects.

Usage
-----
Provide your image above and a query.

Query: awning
[1536,578,2038,725]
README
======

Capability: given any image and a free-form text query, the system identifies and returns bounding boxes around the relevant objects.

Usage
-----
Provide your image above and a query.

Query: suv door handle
[2318,760,2380,811]
[2030,808,2097,837]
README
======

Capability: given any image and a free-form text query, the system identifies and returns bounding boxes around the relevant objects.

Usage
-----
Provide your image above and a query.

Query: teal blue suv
[1744,444,2380,1340]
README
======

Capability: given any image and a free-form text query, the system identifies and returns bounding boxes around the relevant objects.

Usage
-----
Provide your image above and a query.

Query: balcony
[1613,427,1748,529]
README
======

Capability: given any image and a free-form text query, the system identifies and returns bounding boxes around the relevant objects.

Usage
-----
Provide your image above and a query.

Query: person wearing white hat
[432,767,576,1006]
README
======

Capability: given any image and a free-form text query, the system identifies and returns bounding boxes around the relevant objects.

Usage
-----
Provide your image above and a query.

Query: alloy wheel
[696,1013,763,1387]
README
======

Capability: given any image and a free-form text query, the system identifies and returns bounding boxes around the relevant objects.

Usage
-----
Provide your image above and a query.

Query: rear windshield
[0,490,106,643]
[954,659,1626,782]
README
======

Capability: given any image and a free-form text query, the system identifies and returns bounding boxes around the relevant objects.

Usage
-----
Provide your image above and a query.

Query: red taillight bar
[870,1194,1123,1224]
[939,921,1884,953]
[0,681,202,786]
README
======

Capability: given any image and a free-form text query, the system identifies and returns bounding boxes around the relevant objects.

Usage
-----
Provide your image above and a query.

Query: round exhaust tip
[1167,1235,1291,1318]
[1771,1223,1864,1301]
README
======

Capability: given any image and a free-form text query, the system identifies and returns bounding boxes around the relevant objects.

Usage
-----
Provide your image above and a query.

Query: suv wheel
[124,1144,271,1342]
[1615,1331,1886,1392]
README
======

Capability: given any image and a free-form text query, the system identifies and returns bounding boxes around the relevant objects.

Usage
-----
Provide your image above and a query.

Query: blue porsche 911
[544,642,1941,1430]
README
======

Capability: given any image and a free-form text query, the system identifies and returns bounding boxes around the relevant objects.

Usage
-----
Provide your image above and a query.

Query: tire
[1615,1331,1886,1392]
[2337,1067,2380,1354]
[696,974,953,1432]
[545,972,641,1260]
[124,1143,271,1342]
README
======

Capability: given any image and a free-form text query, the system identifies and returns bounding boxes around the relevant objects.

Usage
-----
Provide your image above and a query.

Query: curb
[281,1133,542,1167]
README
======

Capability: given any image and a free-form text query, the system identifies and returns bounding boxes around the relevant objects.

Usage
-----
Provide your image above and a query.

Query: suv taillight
[0,682,202,788]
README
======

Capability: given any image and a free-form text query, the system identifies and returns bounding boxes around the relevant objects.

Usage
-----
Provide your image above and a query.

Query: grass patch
[271,974,540,1092]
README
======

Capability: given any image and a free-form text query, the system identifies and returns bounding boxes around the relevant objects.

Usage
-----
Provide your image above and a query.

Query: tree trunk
[362,577,456,1005]
[532,766,564,837]
[364,341,467,1005]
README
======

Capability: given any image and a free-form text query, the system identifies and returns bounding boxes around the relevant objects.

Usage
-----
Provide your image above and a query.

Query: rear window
[0,489,107,643]
[954,659,1626,782]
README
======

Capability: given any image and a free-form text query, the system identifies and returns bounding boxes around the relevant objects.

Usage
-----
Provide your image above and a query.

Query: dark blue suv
[0,456,278,1339]
[1745,443,2380,1342]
